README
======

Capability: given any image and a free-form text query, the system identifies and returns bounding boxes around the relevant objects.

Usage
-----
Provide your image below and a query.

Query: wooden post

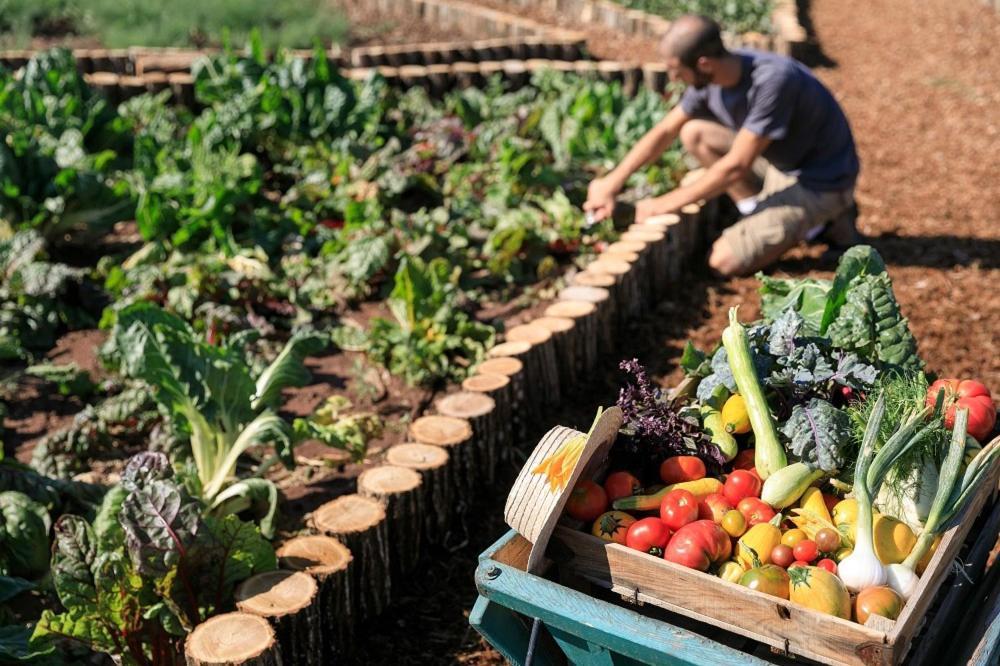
[310,494,390,620]
[435,391,499,484]
[583,258,639,330]
[185,612,281,666]
[357,466,424,578]
[385,443,452,539]
[533,315,576,389]
[461,372,513,467]
[621,228,668,305]
[544,300,599,378]
[234,571,320,666]
[409,415,475,499]
[558,285,612,352]
[505,323,560,412]
[276,536,353,661]
[476,356,526,442]
[644,212,685,281]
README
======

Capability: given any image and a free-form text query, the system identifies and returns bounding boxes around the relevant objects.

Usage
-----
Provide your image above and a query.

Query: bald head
[659,14,727,68]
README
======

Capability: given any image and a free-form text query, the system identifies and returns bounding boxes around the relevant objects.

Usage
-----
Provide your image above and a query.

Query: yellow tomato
[872,515,916,565]
[832,498,858,527]
[781,529,807,548]
[722,394,751,435]
[788,566,851,620]
[721,510,747,538]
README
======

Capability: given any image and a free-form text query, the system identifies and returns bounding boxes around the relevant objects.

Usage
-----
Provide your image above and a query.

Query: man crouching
[584,14,861,276]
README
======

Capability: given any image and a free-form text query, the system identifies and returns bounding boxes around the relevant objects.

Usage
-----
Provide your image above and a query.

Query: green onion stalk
[887,410,1000,600]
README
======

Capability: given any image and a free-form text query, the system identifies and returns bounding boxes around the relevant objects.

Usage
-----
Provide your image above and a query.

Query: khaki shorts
[718,162,855,275]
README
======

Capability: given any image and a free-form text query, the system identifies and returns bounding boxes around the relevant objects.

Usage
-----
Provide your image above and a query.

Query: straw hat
[504,406,623,573]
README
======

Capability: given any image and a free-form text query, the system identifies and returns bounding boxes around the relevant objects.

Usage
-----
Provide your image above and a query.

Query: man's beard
[692,69,712,89]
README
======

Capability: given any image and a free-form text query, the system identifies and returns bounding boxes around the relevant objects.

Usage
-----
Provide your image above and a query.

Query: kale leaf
[782,399,854,473]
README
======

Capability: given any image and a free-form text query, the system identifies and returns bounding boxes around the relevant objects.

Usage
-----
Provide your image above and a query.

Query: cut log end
[505,323,552,346]
[385,442,450,471]
[235,570,318,619]
[185,612,278,666]
[558,285,610,304]
[358,465,422,496]
[533,316,574,334]
[621,229,665,243]
[545,300,597,319]
[487,340,532,358]
[477,356,524,377]
[601,249,639,263]
[606,240,646,254]
[436,391,496,419]
[311,494,387,536]
[462,373,510,393]
[584,258,631,276]
[276,535,352,577]
[409,414,473,447]
[572,272,616,288]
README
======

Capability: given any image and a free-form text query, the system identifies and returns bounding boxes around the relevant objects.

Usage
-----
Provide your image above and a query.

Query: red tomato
[724,470,762,505]
[817,558,838,574]
[660,489,699,531]
[697,493,734,523]
[732,449,755,470]
[659,456,706,485]
[926,378,996,442]
[663,520,732,571]
[603,471,641,502]
[789,560,810,569]
[625,517,672,557]
[770,544,795,568]
[566,480,608,522]
[822,493,840,516]
[737,498,776,527]
[793,540,819,563]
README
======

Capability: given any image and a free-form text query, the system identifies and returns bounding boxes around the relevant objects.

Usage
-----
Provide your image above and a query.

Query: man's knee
[679,121,703,155]
[708,239,743,277]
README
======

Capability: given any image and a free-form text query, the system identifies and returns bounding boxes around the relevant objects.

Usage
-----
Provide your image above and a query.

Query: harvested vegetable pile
[561,245,999,623]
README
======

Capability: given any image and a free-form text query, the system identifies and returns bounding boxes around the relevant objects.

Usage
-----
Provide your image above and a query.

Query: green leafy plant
[110,303,325,536]
[362,257,496,387]
[33,452,276,665]
[292,396,382,461]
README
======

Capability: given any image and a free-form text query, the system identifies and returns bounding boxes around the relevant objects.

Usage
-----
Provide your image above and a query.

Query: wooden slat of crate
[555,526,888,665]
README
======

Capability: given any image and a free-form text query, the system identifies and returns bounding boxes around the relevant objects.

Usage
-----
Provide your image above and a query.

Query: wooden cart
[471,494,1000,666]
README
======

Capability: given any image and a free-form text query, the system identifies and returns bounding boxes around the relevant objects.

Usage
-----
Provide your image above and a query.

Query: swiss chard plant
[109,303,326,536]
[351,256,496,388]
[33,452,276,666]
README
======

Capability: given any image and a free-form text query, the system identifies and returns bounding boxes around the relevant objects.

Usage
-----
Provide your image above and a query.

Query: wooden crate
[549,462,999,666]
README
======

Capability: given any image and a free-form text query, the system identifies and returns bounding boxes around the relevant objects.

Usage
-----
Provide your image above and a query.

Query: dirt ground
[347,0,1000,662]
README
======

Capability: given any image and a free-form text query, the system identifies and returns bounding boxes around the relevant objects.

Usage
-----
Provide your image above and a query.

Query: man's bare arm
[635,128,772,221]
[584,105,690,220]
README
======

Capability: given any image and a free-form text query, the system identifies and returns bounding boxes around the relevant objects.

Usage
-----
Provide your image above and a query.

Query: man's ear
[696,56,714,73]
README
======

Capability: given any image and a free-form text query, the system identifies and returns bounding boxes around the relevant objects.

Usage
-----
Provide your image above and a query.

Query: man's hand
[583,175,620,223]
[634,193,682,223]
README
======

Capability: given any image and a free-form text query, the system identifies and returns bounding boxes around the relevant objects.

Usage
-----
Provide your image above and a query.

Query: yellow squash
[736,515,783,570]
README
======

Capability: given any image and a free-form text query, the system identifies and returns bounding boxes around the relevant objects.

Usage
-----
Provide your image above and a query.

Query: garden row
[0,43,712,664]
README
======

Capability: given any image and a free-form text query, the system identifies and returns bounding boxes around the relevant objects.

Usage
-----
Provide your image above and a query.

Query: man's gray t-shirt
[680,49,859,192]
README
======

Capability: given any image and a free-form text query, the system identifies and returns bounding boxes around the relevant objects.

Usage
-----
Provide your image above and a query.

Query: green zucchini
[760,462,825,508]
[722,307,786,479]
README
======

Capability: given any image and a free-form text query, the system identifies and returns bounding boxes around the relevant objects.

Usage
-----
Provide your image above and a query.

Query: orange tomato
[721,510,747,538]
[591,511,636,545]
[788,566,851,619]
[781,529,808,548]
[659,456,706,485]
[855,586,904,624]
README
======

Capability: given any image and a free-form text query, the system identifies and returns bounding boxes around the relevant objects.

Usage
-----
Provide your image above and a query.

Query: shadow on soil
[773,234,1000,274]
[345,273,717,665]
